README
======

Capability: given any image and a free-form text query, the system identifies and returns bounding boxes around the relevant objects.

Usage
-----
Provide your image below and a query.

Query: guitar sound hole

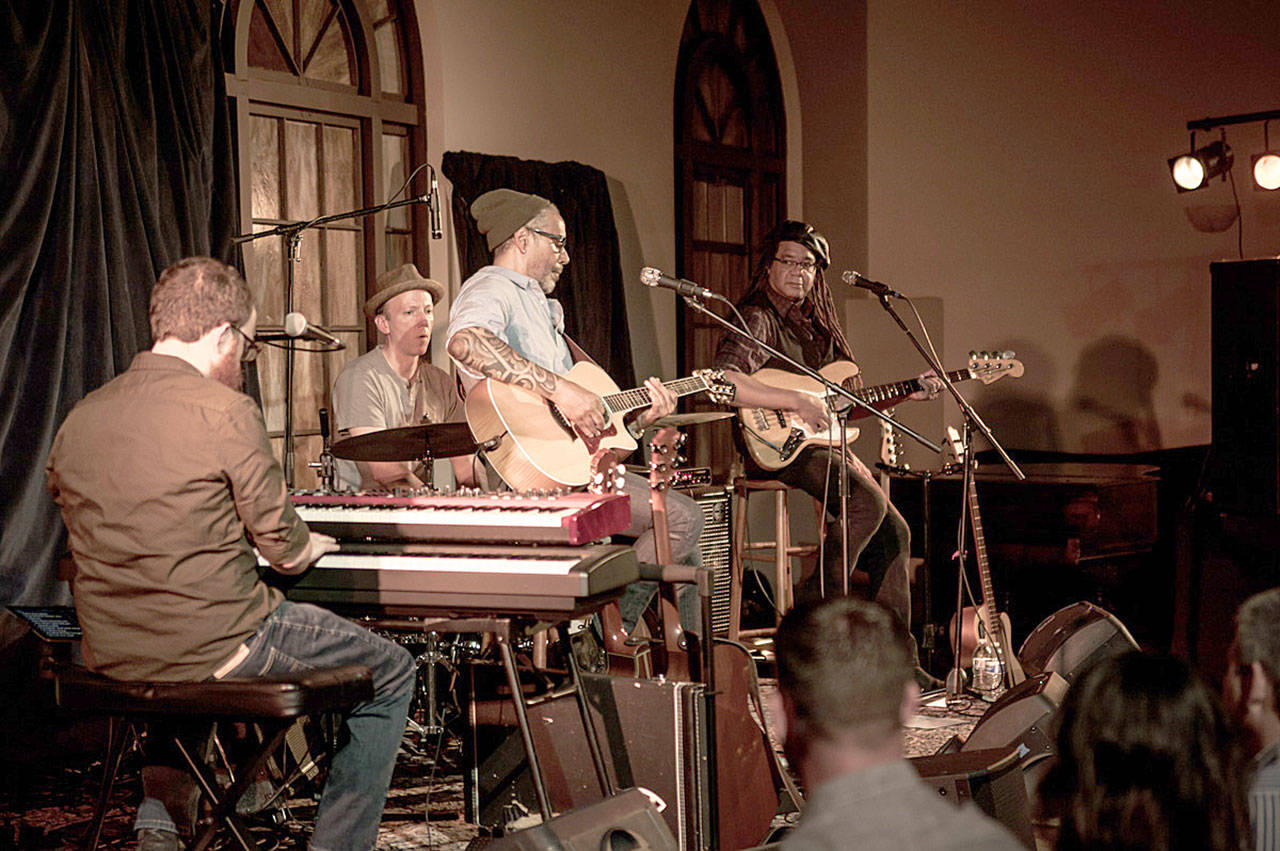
[548,402,578,440]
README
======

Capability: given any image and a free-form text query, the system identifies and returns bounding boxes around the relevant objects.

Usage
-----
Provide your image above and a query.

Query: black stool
[45,662,373,851]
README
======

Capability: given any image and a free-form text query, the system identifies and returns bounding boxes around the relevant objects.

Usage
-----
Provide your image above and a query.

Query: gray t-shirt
[331,347,463,491]
[782,759,1025,851]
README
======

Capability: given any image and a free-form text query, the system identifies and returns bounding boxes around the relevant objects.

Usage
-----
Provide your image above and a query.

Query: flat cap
[364,263,445,318]
[470,188,552,251]
[763,220,831,270]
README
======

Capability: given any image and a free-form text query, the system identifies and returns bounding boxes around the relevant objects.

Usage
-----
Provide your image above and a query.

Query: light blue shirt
[445,264,574,389]
[1252,741,1280,851]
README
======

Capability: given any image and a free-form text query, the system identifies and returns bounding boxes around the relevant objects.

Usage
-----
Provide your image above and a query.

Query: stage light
[1252,123,1280,190]
[1168,138,1233,192]
[1252,153,1280,190]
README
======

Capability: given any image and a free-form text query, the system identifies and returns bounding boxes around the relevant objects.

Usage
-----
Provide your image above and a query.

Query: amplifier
[679,485,732,636]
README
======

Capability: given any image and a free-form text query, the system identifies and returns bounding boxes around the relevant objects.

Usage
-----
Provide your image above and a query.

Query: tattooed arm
[447,327,606,436]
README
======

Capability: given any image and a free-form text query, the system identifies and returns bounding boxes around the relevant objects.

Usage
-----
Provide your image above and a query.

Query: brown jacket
[47,352,309,681]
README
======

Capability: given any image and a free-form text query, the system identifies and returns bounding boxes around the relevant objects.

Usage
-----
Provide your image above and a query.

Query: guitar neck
[604,376,706,416]
[852,367,971,405]
[966,477,1001,639]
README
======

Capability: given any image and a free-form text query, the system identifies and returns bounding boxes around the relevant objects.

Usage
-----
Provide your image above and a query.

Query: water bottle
[972,631,1006,702]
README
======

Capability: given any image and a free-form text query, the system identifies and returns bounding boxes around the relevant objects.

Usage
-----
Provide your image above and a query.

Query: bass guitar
[738,352,1022,470]
[465,362,732,491]
[944,426,1026,690]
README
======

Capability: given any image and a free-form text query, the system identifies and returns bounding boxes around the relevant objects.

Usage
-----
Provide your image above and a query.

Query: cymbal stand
[308,407,337,492]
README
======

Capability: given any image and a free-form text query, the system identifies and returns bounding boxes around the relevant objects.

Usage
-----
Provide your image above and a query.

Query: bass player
[711,220,943,687]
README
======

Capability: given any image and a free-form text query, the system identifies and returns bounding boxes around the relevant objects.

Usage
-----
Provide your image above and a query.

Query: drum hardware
[648,411,734,429]
[307,407,337,492]
[331,422,478,462]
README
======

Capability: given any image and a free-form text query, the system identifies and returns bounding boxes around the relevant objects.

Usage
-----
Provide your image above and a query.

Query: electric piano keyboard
[263,542,639,619]
[289,490,630,546]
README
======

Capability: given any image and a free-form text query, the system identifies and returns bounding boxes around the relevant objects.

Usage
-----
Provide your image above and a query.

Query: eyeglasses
[227,324,259,362]
[772,257,818,273]
[527,227,569,253]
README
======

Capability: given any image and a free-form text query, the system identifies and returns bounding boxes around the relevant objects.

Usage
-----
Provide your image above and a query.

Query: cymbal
[650,411,734,428]
[331,422,477,462]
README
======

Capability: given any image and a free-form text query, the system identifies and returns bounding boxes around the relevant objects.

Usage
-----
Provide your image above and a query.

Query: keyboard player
[331,263,485,491]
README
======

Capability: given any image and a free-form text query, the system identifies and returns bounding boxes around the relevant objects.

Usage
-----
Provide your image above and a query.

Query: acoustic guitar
[738,352,1022,470]
[643,427,778,850]
[464,362,732,491]
[944,426,1026,689]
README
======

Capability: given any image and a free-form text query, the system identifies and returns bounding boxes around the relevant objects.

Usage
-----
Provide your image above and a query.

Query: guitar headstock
[647,427,685,492]
[966,350,1024,384]
[588,448,627,495]
[693,368,735,405]
[879,411,905,470]
[943,425,966,467]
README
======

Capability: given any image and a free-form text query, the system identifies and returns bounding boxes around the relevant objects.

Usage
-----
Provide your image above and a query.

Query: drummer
[332,264,484,491]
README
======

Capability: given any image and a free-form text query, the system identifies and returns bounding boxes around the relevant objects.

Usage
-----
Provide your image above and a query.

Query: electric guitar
[464,361,732,491]
[945,426,1026,689]
[737,352,1022,470]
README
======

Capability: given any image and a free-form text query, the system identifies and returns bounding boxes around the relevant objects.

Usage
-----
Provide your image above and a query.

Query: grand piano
[887,458,1163,662]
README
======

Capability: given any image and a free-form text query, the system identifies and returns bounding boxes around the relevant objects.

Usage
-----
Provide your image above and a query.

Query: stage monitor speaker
[1018,601,1138,683]
[1211,258,1280,515]
[488,787,677,851]
[961,671,1068,798]
[909,746,1035,849]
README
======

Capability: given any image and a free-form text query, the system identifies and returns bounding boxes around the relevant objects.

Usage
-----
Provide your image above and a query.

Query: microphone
[841,270,903,299]
[428,167,443,240]
[256,312,346,348]
[640,267,722,301]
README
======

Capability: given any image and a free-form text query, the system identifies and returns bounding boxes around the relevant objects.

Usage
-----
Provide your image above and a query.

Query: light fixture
[1168,135,1233,192]
[1252,122,1280,190]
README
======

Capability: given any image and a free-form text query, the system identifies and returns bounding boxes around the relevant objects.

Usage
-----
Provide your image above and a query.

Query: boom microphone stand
[234,165,443,486]
[855,278,1023,702]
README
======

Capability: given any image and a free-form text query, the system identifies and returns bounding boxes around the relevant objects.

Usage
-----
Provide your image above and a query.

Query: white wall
[415,0,1280,457]
[418,1,695,384]
[866,0,1280,452]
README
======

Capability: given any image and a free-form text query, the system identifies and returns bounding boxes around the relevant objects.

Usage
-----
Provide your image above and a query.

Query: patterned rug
[0,678,981,850]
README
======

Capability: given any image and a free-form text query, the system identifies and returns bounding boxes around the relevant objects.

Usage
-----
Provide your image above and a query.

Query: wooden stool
[729,478,824,640]
[44,662,373,851]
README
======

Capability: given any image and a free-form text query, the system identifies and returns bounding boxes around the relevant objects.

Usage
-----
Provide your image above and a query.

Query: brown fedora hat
[364,263,446,318]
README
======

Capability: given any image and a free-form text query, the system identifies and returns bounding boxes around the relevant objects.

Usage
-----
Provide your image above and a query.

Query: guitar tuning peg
[1002,349,1015,359]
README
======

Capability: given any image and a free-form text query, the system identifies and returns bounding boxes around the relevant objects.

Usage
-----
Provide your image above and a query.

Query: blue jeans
[136,601,415,851]
[615,470,704,633]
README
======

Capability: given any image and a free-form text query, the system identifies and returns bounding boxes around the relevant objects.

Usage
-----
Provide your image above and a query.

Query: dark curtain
[0,1,239,604]
[441,151,635,387]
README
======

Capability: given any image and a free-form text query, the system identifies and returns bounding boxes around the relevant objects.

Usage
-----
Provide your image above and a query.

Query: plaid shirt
[712,285,842,374]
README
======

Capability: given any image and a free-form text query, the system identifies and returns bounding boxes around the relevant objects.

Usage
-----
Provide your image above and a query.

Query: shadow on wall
[975,338,1062,452]
[1062,334,1162,454]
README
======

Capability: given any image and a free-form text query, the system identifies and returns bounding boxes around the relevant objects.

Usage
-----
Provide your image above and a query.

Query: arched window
[222,0,429,486]
[675,0,786,476]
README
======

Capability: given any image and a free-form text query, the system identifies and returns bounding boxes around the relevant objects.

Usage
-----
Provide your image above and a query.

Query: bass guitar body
[739,361,863,470]
[949,605,1015,669]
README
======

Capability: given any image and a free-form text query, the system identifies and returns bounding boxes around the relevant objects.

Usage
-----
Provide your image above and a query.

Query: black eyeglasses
[527,227,569,253]
[227,324,259,362]
[772,257,818,273]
